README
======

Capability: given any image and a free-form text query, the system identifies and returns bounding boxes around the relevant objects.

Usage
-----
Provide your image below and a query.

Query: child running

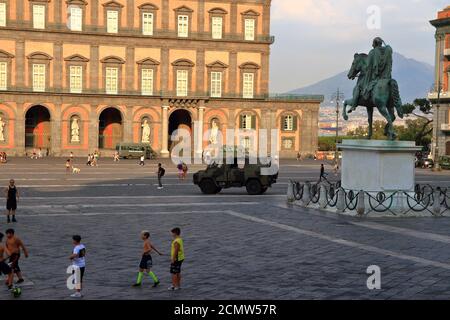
[0,232,13,289]
[168,227,184,291]
[133,231,162,288]
[5,228,28,284]
[69,235,86,298]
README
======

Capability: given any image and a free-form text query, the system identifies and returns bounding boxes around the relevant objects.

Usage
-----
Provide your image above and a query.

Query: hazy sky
[269,0,448,93]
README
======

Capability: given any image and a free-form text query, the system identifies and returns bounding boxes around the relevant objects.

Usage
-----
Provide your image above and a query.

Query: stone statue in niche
[141,119,151,143]
[71,117,80,143]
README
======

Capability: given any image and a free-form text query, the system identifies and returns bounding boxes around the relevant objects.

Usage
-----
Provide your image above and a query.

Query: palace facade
[0,0,323,158]
[430,6,450,158]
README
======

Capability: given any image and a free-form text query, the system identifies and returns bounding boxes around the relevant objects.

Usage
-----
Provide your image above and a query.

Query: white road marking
[21,194,285,200]
[225,210,450,270]
[19,202,259,209]
[20,210,225,217]
[350,221,450,244]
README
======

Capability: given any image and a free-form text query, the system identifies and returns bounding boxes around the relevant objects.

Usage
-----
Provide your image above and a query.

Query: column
[51,106,62,156]
[161,47,169,95]
[55,0,62,28]
[15,41,25,90]
[196,48,205,95]
[123,106,133,142]
[127,0,135,30]
[125,46,135,94]
[262,2,271,36]
[91,0,99,30]
[228,51,237,96]
[89,105,99,152]
[16,0,24,23]
[90,45,99,92]
[162,0,169,30]
[198,0,205,34]
[160,105,169,157]
[260,51,270,96]
[15,103,25,156]
[53,42,63,91]
[230,1,237,35]
[196,105,205,157]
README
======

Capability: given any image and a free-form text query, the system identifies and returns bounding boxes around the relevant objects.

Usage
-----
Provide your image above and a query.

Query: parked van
[115,143,156,159]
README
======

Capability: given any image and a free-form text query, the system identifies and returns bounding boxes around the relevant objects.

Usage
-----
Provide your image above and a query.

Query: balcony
[441,123,450,131]
[445,48,450,57]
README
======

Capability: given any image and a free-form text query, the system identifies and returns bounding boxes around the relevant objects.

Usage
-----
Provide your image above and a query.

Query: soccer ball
[11,287,22,298]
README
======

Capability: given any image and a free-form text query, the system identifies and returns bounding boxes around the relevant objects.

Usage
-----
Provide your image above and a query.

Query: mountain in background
[288,52,434,104]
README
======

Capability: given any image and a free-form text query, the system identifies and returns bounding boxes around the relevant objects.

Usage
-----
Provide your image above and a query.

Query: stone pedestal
[338,140,422,192]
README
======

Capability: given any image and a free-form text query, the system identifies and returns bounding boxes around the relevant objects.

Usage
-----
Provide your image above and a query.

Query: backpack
[160,168,165,177]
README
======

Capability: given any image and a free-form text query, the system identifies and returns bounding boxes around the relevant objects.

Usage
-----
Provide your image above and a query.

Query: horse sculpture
[342,53,403,140]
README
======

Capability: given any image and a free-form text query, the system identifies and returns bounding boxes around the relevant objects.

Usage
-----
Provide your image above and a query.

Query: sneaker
[70,292,82,298]
[132,283,141,287]
[152,281,160,288]
[168,286,175,291]
[157,187,163,190]
[12,216,17,223]
[174,287,181,291]
[16,279,24,284]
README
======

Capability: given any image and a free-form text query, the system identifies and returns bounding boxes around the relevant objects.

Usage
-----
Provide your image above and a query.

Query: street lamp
[330,88,345,165]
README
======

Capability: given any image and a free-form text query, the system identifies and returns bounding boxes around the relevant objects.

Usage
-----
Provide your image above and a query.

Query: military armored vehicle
[193,157,278,195]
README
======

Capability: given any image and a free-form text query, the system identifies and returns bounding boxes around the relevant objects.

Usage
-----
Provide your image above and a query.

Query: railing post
[287,181,295,203]
[433,188,442,216]
[336,188,346,213]
[356,191,365,216]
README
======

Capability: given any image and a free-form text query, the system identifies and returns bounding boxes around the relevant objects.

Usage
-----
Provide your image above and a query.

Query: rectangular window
[176,70,188,97]
[69,65,82,93]
[243,73,254,98]
[244,19,255,41]
[241,115,252,130]
[141,68,154,95]
[32,64,46,92]
[107,10,118,33]
[105,67,118,94]
[210,72,222,98]
[211,16,223,39]
[284,115,294,131]
[177,15,189,37]
[70,6,82,31]
[0,62,7,90]
[0,3,6,27]
[142,12,153,35]
[33,4,46,29]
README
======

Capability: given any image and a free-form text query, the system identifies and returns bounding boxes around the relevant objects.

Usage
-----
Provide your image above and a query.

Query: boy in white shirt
[69,235,86,298]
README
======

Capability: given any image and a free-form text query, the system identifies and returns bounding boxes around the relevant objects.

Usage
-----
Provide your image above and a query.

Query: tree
[401,98,433,149]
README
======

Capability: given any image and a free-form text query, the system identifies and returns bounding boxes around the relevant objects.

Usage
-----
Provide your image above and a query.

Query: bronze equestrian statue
[343,37,403,140]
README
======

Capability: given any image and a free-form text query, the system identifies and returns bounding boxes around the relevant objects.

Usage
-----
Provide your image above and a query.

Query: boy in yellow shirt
[168,227,184,291]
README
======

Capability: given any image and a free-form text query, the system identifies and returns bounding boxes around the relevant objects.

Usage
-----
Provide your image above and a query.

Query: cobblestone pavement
[0,157,450,300]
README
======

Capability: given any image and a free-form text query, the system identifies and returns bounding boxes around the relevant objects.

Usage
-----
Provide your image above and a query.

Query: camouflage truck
[193,157,278,195]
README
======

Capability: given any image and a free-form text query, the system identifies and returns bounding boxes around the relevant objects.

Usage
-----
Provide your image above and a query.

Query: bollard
[319,184,328,209]
[356,191,365,216]
[433,188,442,216]
[301,182,311,206]
[287,181,295,203]
[336,188,346,213]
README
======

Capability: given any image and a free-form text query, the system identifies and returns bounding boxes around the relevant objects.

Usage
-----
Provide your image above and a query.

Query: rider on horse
[349,37,393,112]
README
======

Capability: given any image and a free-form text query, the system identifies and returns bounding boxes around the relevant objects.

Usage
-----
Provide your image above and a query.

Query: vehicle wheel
[246,179,263,195]
[199,179,219,194]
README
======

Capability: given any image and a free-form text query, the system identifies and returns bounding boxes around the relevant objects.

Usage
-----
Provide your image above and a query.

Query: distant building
[0,0,323,158]
[430,6,450,158]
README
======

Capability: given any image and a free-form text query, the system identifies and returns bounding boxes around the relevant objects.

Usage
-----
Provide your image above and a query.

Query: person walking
[319,164,327,182]
[157,163,165,189]
[5,179,19,223]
